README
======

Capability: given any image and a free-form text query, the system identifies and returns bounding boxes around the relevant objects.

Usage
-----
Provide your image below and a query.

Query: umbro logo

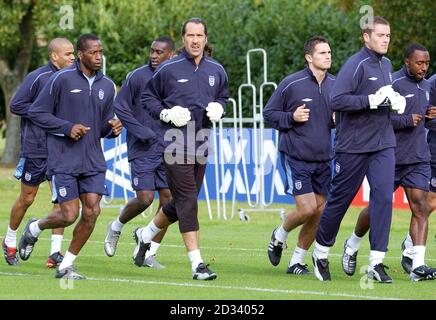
[70,89,82,93]
[301,98,313,102]
[368,77,378,81]
[177,79,189,83]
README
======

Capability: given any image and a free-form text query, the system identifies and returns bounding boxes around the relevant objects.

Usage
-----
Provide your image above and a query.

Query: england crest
[431,178,436,188]
[24,172,32,181]
[335,162,341,174]
[295,180,302,190]
[59,187,67,197]
[133,177,138,186]
[99,89,104,100]
[208,75,215,87]
[426,91,430,101]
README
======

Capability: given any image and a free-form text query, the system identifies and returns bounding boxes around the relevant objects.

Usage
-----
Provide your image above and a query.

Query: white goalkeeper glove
[206,102,224,122]
[390,92,406,114]
[368,85,396,109]
[159,106,191,127]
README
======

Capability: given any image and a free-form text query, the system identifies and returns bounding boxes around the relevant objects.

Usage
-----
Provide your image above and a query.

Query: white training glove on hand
[376,85,396,98]
[390,92,406,114]
[369,94,390,109]
[159,106,191,127]
[368,85,396,109]
[206,102,224,122]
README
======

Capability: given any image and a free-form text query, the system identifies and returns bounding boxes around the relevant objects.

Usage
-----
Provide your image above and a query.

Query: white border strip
[0,271,404,300]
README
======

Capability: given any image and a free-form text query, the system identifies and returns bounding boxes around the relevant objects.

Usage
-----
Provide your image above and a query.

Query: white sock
[369,250,385,267]
[141,220,162,243]
[404,233,413,249]
[111,218,124,232]
[58,251,77,270]
[274,225,289,243]
[412,245,426,270]
[290,246,307,266]
[50,235,63,255]
[346,231,363,253]
[188,249,203,272]
[146,241,161,259]
[402,233,414,257]
[29,220,42,237]
[4,226,17,248]
[313,242,330,260]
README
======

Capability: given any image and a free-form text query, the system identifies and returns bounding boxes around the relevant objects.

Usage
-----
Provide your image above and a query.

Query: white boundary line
[0,271,404,300]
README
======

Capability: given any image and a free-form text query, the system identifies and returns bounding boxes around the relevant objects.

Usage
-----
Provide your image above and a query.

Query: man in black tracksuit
[134,18,229,280]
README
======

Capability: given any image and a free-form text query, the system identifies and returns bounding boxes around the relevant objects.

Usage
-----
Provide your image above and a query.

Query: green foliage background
[1,0,435,119]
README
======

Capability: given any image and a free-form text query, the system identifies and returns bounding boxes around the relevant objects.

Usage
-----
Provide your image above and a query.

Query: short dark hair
[48,38,72,56]
[182,17,207,36]
[154,36,175,51]
[174,47,184,56]
[362,16,389,35]
[304,36,329,56]
[204,42,213,57]
[76,34,100,52]
[403,43,428,59]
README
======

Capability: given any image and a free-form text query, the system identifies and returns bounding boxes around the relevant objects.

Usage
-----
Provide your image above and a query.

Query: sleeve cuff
[288,112,295,125]
[150,105,165,119]
[61,123,74,137]
[408,115,414,127]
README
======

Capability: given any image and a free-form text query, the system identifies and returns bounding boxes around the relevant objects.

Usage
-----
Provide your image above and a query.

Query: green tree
[0,0,37,165]
[0,0,81,165]
[332,0,436,73]
[373,0,436,74]
[1,0,434,165]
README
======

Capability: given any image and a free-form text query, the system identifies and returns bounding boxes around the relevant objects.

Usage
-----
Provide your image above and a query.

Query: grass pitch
[0,166,435,300]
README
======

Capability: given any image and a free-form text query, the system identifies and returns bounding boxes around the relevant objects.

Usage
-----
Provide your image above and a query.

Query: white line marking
[0,271,405,300]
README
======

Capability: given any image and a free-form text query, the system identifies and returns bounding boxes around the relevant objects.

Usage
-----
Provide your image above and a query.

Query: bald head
[48,38,75,69]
